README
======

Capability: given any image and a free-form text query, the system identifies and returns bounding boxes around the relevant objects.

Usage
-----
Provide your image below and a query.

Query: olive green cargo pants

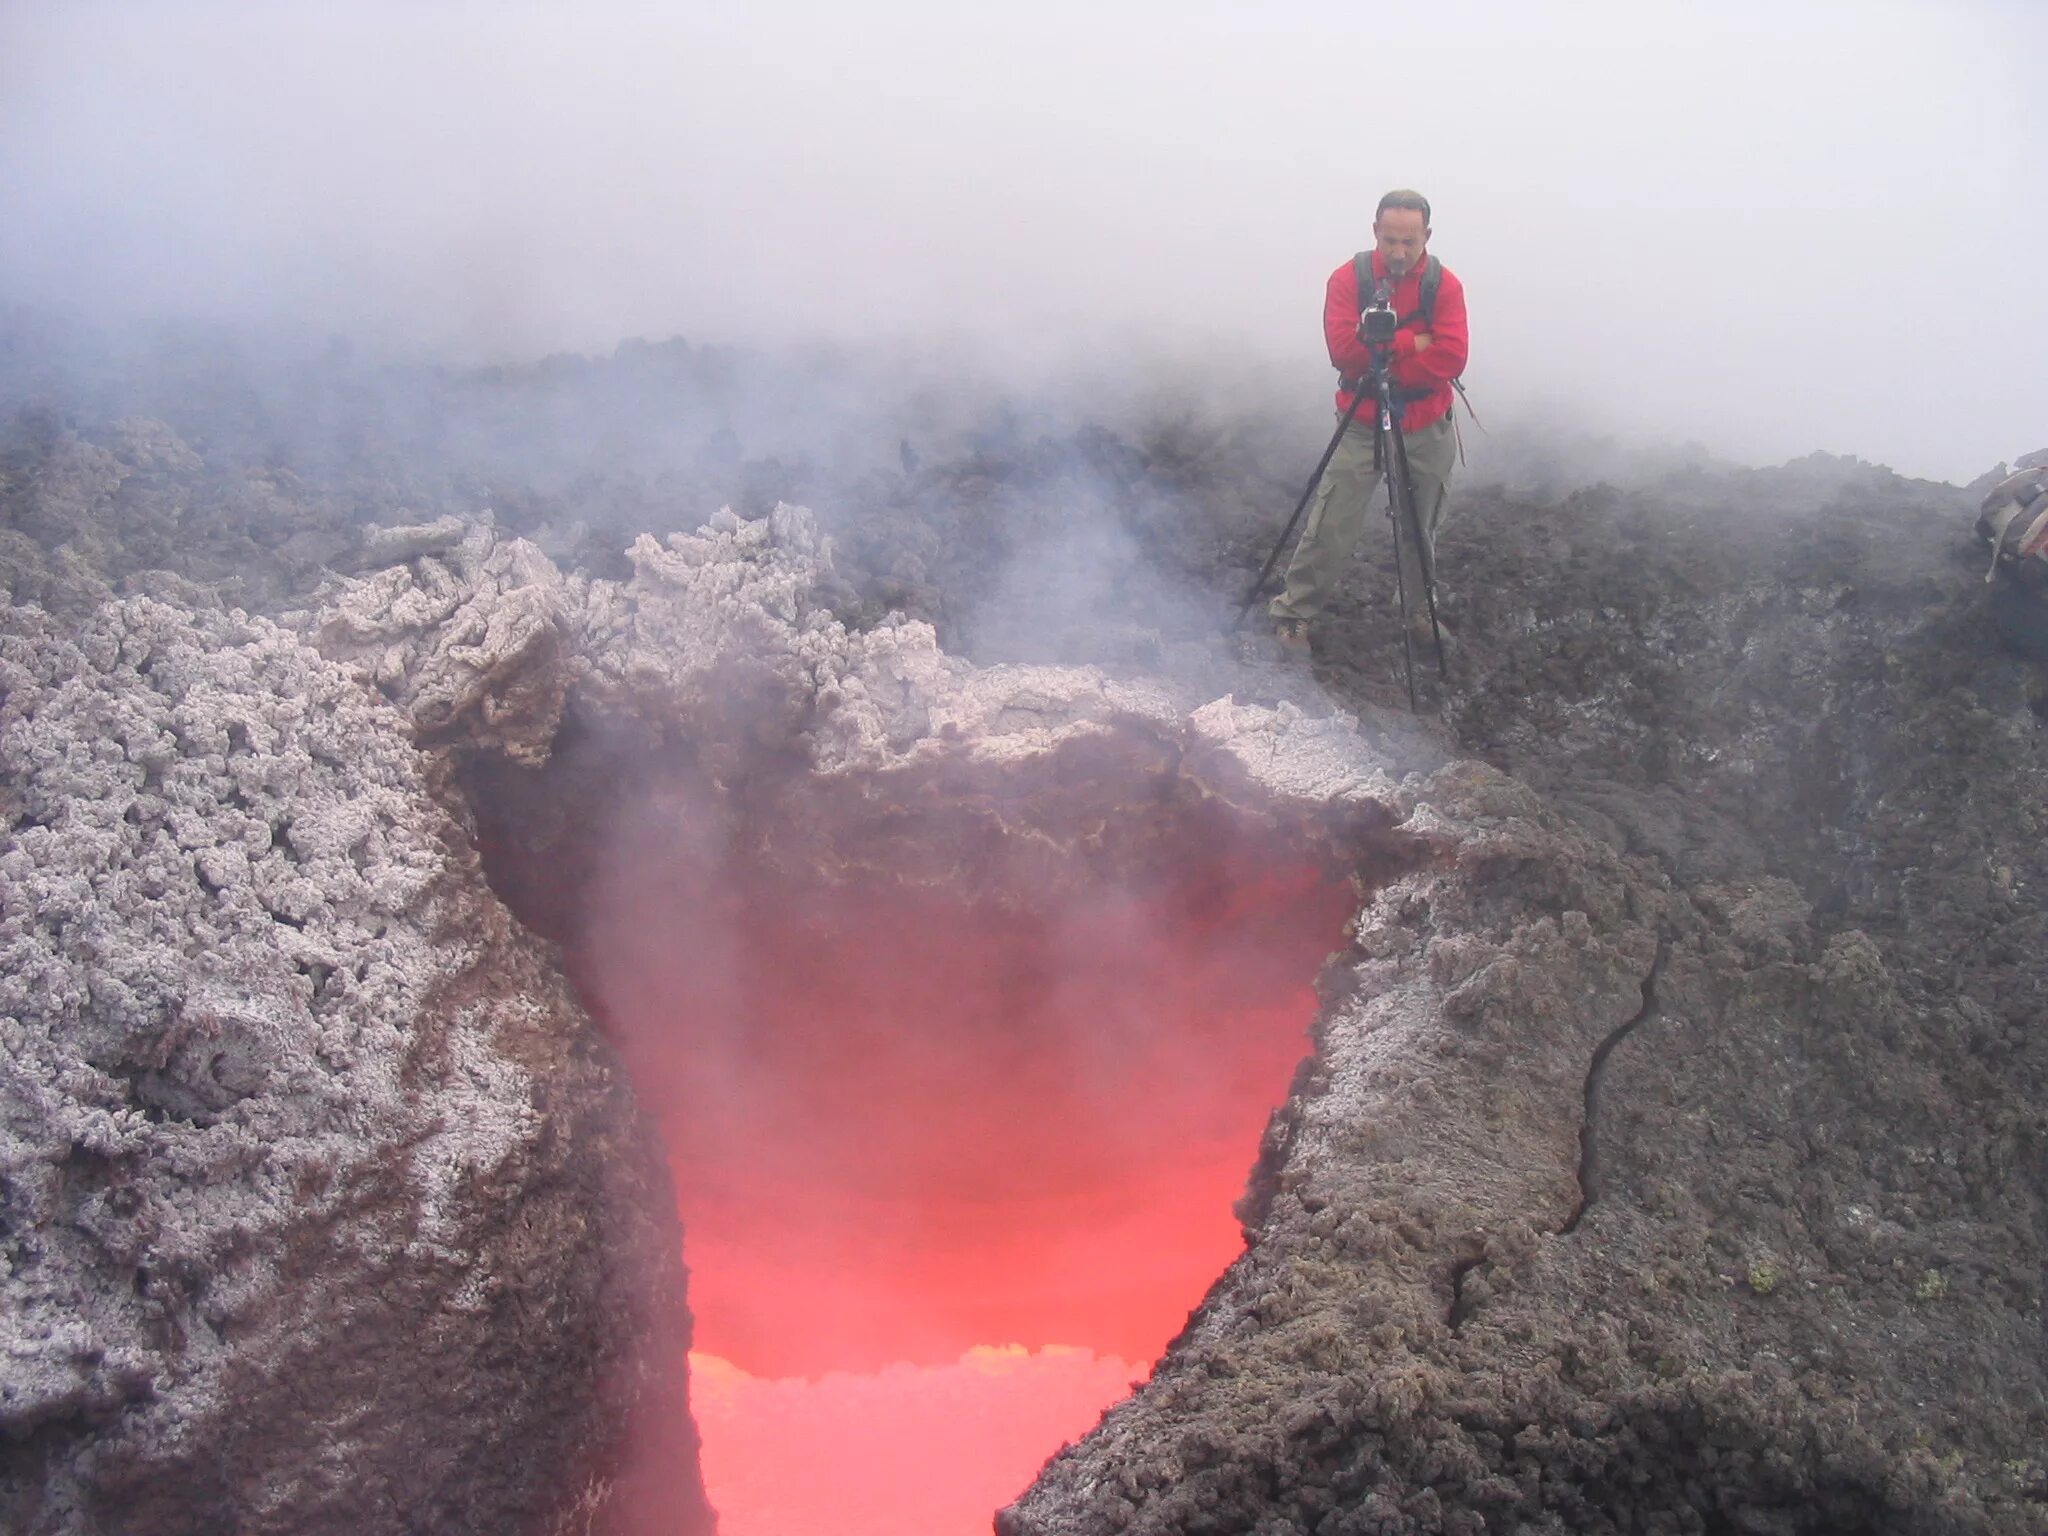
[1269,410,1456,626]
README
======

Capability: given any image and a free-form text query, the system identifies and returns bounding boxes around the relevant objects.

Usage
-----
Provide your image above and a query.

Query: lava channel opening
[467,734,1365,1536]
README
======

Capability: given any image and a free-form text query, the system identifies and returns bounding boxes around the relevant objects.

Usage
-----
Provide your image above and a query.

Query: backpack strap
[1351,252,1443,325]
[1413,255,1441,326]
[1345,252,1456,418]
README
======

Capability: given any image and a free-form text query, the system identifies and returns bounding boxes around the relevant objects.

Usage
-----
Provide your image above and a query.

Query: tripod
[1236,347,1447,710]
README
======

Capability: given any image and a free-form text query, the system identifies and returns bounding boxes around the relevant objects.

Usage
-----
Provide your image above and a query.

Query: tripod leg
[1234,389,1373,631]
[1388,419,1446,678]
[1382,407,1418,711]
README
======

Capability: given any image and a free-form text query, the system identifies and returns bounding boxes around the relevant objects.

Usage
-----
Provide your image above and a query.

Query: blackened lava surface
[4,328,2045,1532]
[1003,462,2048,1534]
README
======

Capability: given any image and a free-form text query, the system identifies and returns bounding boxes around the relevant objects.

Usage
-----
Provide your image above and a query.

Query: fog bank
[3,0,2042,481]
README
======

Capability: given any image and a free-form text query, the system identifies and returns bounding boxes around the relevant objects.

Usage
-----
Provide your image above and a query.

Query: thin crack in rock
[1445,1254,1485,1332]
[1560,942,1666,1237]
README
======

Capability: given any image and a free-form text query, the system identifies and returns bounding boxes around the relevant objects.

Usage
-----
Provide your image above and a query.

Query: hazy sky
[3,0,2042,480]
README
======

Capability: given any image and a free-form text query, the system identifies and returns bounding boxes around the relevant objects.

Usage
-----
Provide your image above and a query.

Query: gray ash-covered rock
[0,412,364,618]
[314,515,576,763]
[0,596,697,1536]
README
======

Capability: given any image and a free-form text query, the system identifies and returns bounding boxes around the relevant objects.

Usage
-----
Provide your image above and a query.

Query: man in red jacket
[1270,189,1469,649]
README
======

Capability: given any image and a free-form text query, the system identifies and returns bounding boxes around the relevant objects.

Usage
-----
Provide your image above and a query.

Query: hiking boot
[1272,616,1312,653]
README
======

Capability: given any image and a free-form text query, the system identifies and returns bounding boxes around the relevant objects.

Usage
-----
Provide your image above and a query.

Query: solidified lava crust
[999,477,2048,1535]
[3,358,2045,1535]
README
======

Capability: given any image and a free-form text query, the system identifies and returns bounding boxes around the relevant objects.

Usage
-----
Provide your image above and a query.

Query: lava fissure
[463,735,1372,1536]
[1560,944,1666,1238]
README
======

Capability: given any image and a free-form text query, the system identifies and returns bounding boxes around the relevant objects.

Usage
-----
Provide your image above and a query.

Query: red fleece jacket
[1325,250,1469,433]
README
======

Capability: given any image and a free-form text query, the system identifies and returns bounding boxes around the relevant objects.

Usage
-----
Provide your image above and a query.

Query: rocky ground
[2,327,2042,1534]
[1005,460,2048,1535]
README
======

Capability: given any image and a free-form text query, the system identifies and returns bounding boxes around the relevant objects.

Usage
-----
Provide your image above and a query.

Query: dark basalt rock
[1005,465,2047,1534]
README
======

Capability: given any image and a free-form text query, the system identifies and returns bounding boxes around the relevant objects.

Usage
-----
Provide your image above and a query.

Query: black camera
[1358,277,1398,349]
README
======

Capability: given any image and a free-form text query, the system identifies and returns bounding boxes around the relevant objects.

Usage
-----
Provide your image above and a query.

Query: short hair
[1376,189,1432,225]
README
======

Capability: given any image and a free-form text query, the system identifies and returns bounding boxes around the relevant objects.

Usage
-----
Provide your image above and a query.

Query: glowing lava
[579,796,1354,1536]
[688,1347,1140,1536]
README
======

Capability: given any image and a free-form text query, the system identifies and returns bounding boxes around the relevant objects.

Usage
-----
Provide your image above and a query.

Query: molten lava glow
[688,1346,1140,1536]
[582,805,1353,1536]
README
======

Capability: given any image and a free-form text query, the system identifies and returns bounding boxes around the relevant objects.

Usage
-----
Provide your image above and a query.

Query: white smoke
[2,0,2042,479]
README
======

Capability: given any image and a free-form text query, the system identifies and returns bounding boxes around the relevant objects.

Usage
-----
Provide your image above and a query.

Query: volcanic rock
[1,416,353,618]
[1001,465,2048,1534]
[0,596,694,1536]
[301,462,2047,1532]
[351,514,470,566]
[315,516,574,763]
[3,352,2045,1536]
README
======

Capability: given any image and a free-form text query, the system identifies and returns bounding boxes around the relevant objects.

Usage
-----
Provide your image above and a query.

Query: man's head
[1373,189,1432,277]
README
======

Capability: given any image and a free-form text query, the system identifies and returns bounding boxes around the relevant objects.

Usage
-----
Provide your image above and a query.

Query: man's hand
[1411,332,1433,352]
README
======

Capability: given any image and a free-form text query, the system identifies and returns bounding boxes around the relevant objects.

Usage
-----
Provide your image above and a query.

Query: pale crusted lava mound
[0,596,691,1536]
